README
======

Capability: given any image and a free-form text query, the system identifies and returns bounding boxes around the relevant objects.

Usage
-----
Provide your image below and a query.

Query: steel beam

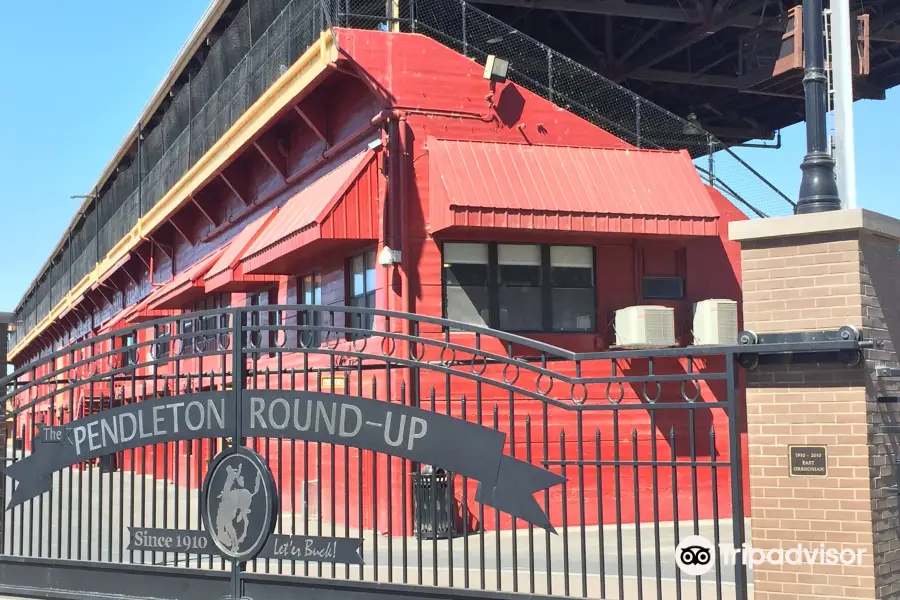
[615,0,763,80]
[472,0,786,30]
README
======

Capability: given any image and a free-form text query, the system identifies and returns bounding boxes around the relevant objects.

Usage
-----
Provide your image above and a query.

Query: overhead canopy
[427,138,720,236]
[117,295,177,327]
[204,208,282,293]
[241,149,381,275]
[146,248,228,311]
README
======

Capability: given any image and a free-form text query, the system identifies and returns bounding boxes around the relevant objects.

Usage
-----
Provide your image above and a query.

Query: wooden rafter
[293,104,329,146]
[168,216,194,247]
[219,172,248,205]
[253,138,288,180]
[191,196,218,228]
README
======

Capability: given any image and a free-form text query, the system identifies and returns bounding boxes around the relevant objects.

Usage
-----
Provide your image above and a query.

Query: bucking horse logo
[215,463,263,552]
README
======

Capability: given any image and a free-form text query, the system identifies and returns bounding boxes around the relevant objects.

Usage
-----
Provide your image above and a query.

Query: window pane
[365,261,376,293]
[351,255,365,297]
[445,263,489,287]
[498,244,540,266]
[552,265,593,287]
[551,288,595,331]
[444,242,488,264]
[499,263,541,286]
[446,286,489,327]
[302,276,313,304]
[642,276,684,299]
[444,243,489,286]
[498,287,542,330]
[551,245,593,287]
[498,245,541,286]
[550,245,592,267]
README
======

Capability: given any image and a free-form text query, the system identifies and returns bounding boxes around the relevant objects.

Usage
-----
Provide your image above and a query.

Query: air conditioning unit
[614,306,676,348]
[693,299,738,345]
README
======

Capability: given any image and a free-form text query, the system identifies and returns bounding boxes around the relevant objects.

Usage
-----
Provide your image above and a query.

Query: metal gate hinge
[876,366,900,378]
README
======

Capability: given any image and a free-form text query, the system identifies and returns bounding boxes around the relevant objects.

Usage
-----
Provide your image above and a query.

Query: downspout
[140,237,175,288]
[394,111,414,406]
[397,113,411,321]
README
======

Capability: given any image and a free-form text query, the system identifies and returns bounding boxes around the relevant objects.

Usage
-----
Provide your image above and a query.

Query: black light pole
[796,0,841,214]
[0,312,11,552]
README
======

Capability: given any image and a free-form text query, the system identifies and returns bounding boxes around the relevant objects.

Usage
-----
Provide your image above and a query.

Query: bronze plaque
[789,445,827,476]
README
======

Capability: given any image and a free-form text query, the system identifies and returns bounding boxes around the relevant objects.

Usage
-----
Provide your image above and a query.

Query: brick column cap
[729,208,900,243]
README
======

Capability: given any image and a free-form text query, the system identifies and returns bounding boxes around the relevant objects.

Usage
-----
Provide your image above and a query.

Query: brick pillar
[730,209,900,600]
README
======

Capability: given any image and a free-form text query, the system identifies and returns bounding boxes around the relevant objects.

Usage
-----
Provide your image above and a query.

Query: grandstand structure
[7,0,897,362]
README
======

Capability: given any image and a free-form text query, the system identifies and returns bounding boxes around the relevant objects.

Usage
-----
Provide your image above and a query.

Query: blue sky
[0,1,897,314]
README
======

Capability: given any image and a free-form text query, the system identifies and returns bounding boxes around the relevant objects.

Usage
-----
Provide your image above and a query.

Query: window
[442,242,596,332]
[153,324,170,359]
[498,244,542,331]
[299,273,323,347]
[248,289,277,350]
[550,246,595,331]
[642,276,684,300]
[349,251,376,334]
[182,294,230,352]
[120,331,137,366]
[199,294,230,350]
[443,243,490,327]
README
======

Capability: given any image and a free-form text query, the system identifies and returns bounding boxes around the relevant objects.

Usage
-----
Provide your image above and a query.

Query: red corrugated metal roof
[241,150,381,275]
[147,247,228,311]
[428,138,719,236]
[204,208,282,293]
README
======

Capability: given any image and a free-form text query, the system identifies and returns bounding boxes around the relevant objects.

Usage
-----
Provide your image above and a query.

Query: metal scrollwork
[502,361,520,385]
[681,380,701,403]
[605,381,625,404]
[380,335,396,357]
[248,330,263,349]
[642,381,662,403]
[469,354,487,376]
[217,332,231,351]
[535,373,554,396]
[326,330,341,351]
[274,330,288,349]
[570,382,588,405]
[351,333,367,353]
[439,346,456,366]
[409,340,426,362]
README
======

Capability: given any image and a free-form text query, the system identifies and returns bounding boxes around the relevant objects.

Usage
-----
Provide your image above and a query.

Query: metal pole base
[796,151,841,214]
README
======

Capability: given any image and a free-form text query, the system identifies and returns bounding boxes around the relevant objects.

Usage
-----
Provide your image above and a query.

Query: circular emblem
[675,534,715,577]
[201,447,278,562]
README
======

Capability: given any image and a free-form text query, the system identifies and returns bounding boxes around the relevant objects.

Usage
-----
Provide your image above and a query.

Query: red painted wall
[11,30,750,535]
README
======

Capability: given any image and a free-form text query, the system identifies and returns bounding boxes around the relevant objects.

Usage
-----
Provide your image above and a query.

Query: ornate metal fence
[1,306,748,600]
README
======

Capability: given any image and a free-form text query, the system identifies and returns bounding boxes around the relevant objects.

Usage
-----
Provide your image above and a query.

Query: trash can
[411,468,456,539]
[99,453,118,473]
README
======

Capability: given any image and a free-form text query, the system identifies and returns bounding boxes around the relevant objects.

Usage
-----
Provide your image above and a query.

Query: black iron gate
[0,305,748,600]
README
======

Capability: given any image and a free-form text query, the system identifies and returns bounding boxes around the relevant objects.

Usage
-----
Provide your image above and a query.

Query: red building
[8,27,748,534]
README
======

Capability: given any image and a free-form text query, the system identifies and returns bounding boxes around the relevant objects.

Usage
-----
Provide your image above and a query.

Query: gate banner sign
[1,390,565,530]
[127,528,214,554]
[126,528,364,564]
